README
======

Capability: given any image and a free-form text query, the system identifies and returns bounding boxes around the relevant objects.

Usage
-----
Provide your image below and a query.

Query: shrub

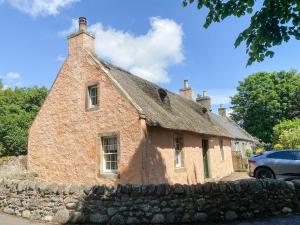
[255,147,265,154]
[274,143,283,150]
[245,149,253,157]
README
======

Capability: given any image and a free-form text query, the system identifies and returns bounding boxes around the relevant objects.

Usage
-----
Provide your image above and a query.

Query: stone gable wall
[0,178,299,224]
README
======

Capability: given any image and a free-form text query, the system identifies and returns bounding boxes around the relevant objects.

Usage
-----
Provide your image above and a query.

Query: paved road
[0,213,49,225]
[1,213,300,225]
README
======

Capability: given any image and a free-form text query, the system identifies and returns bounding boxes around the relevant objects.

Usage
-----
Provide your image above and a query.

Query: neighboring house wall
[231,140,254,158]
[28,35,145,185]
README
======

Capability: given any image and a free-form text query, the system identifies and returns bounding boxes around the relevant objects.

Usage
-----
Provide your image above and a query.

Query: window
[220,139,225,161]
[87,84,98,108]
[293,151,300,160]
[174,134,183,168]
[267,151,295,160]
[102,136,118,173]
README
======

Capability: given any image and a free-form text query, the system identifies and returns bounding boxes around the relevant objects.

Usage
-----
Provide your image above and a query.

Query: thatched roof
[92,55,255,141]
[209,113,257,142]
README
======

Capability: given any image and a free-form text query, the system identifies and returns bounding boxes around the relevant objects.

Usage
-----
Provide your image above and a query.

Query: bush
[273,119,300,149]
[0,81,48,156]
[274,143,283,150]
[255,147,265,154]
[245,149,253,157]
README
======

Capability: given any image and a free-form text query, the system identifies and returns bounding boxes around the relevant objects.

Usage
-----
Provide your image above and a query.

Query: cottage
[28,17,235,185]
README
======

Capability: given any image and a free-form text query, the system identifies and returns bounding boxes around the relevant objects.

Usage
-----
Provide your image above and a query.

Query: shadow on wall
[67,135,170,224]
[118,128,170,185]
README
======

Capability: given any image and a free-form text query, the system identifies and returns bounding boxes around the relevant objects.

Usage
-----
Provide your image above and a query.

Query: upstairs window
[220,139,225,161]
[102,136,118,173]
[174,134,184,168]
[87,84,98,108]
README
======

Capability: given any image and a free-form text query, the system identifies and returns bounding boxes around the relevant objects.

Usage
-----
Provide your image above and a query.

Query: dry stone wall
[0,178,299,224]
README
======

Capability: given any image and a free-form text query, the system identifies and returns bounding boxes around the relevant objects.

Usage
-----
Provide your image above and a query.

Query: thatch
[95,57,254,140]
[209,113,257,142]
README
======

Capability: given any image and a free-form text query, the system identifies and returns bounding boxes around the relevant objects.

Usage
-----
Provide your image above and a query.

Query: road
[0,212,300,225]
[0,213,49,225]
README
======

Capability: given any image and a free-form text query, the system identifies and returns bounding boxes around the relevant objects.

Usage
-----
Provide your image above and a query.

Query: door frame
[202,139,210,178]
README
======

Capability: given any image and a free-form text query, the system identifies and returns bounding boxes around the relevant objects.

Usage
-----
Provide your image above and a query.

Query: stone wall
[0,178,299,224]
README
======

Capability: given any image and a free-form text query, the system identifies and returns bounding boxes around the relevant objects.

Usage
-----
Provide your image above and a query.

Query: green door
[202,139,210,178]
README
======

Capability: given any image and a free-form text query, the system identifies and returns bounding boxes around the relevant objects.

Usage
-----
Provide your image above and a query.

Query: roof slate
[95,56,255,141]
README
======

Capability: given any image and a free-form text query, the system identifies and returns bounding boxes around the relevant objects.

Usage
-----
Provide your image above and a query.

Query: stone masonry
[0,178,299,224]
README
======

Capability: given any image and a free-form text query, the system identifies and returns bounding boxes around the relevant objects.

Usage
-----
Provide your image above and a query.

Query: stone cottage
[28,17,235,185]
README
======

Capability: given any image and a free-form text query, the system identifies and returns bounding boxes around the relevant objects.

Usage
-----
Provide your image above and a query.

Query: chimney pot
[218,104,227,117]
[79,17,87,32]
[179,80,194,100]
[196,91,211,111]
[184,80,189,88]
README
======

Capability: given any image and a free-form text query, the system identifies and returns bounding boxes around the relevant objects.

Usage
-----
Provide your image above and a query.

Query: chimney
[179,80,194,100]
[79,17,87,32]
[218,104,227,117]
[68,17,95,56]
[196,90,211,111]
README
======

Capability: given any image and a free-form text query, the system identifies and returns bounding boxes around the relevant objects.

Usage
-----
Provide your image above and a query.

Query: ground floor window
[102,135,118,173]
[174,134,184,168]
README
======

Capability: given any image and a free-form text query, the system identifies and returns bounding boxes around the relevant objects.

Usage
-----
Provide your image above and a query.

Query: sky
[0,0,300,113]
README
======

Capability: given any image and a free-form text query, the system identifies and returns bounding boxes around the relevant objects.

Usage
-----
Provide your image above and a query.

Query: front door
[202,139,210,178]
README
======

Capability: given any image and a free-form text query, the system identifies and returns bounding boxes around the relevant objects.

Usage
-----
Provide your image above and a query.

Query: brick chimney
[218,104,227,117]
[179,80,194,100]
[196,91,211,111]
[68,17,95,56]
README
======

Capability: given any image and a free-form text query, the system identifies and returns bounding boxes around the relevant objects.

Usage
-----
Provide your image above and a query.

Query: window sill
[86,105,99,112]
[98,172,120,179]
[175,167,185,172]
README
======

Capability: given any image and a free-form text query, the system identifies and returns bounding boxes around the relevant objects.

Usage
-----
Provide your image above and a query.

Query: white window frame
[174,134,184,168]
[87,84,98,108]
[102,135,118,174]
[220,138,225,161]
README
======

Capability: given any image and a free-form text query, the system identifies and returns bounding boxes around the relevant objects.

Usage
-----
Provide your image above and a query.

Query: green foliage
[273,143,283,150]
[255,147,265,154]
[273,118,300,149]
[245,149,253,157]
[0,80,48,156]
[231,70,300,143]
[182,0,300,65]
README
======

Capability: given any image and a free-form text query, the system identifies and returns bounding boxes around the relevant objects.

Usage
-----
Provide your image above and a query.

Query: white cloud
[0,72,21,88]
[4,0,78,16]
[60,17,184,83]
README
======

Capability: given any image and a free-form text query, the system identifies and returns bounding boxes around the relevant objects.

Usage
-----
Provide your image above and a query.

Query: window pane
[88,85,98,107]
[268,151,295,160]
[102,136,118,172]
[174,135,183,167]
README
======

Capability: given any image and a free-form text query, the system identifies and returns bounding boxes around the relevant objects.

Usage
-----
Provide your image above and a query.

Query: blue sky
[0,0,300,112]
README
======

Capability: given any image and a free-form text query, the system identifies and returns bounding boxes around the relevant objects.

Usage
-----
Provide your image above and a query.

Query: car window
[267,151,295,160]
[293,151,300,160]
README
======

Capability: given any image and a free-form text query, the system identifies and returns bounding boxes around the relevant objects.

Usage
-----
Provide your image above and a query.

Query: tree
[231,70,300,143]
[290,85,300,117]
[0,85,48,156]
[273,118,300,149]
[182,0,300,65]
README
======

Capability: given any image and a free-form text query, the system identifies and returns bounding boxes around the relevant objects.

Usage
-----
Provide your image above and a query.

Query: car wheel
[255,167,274,179]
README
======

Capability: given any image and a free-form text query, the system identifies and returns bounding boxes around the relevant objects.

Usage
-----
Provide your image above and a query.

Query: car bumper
[248,170,254,177]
